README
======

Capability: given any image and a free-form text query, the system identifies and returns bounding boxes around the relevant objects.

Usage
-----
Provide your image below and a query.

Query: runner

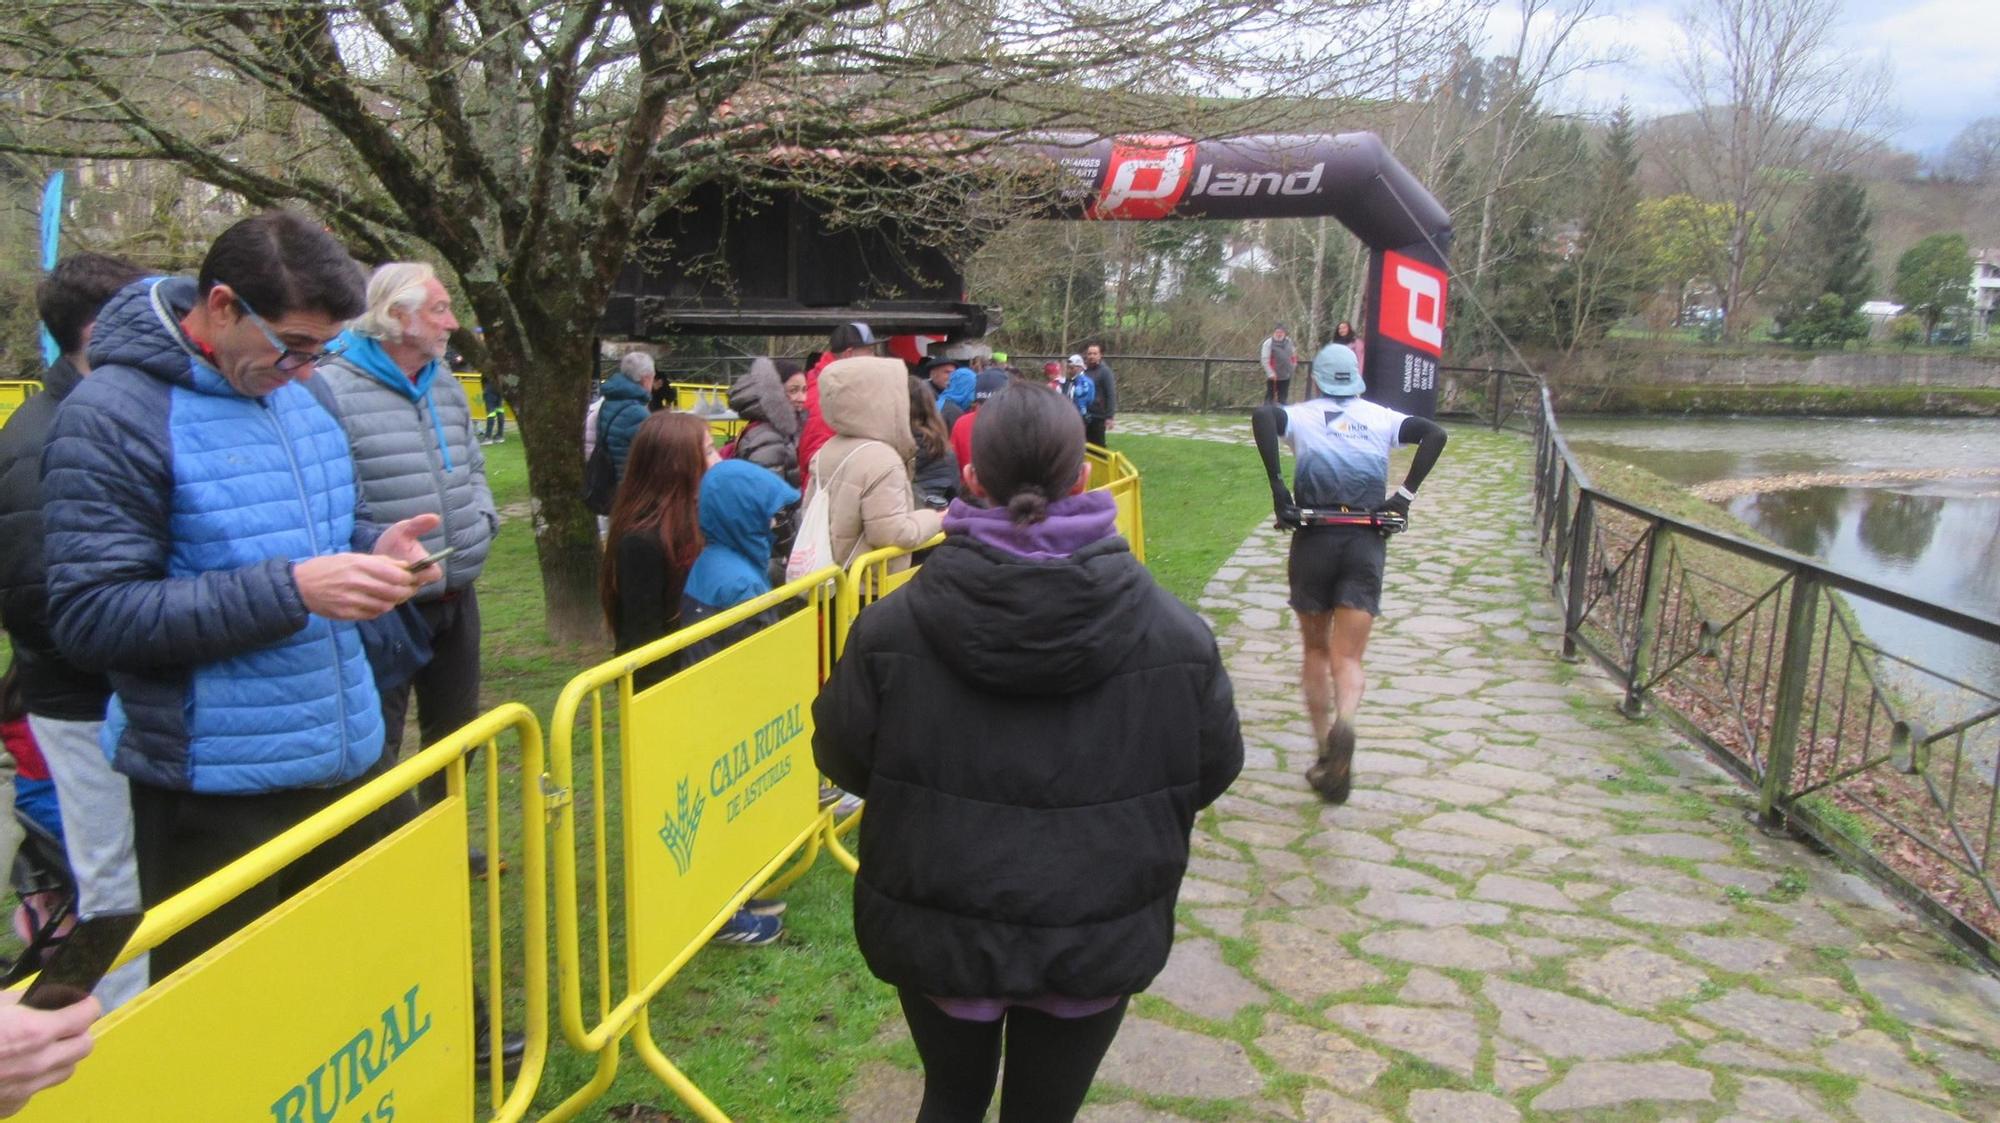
[1250,342,1448,803]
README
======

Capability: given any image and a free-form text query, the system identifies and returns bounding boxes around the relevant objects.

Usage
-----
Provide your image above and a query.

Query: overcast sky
[1505,0,2000,158]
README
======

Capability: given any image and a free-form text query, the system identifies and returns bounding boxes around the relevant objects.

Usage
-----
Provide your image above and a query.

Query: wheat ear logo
[658,777,706,876]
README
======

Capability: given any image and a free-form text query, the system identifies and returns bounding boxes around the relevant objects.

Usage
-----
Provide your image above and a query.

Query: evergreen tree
[1547,103,1649,350]
[1771,175,1874,343]
[1592,106,1642,245]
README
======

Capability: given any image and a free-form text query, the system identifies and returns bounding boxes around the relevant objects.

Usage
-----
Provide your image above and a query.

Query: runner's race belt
[1277,505,1407,535]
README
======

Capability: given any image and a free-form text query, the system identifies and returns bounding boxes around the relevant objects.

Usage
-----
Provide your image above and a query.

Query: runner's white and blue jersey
[1281,397,1409,510]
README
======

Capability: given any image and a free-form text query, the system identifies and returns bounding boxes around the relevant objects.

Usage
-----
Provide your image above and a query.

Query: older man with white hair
[597,349,657,486]
[311,262,499,818]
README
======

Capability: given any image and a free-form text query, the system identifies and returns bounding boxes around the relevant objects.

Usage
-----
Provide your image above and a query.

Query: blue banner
[39,171,65,365]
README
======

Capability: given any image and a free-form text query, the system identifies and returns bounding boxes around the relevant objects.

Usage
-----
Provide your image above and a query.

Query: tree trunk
[1307,216,1328,345]
[1110,227,1132,349]
[491,330,607,647]
[1060,227,1077,348]
[1723,209,1751,341]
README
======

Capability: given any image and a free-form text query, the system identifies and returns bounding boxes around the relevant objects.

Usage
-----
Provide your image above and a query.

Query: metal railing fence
[617,352,1543,420]
[1510,369,2000,964]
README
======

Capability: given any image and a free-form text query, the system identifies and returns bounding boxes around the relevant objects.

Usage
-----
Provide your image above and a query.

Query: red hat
[1043,360,1062,376]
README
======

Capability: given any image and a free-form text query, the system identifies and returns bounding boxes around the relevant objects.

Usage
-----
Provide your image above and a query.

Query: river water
[1562,416,2000,712]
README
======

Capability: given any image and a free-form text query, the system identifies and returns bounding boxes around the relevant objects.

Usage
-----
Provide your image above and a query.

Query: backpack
[582,406,617,515]
[784,445,867,584]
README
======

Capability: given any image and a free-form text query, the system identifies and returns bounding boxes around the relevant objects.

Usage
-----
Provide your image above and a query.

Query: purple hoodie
[941,491,1118,558]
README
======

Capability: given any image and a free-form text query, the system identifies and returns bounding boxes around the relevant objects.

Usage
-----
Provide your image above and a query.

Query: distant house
[1859,300,1904,338]
[1972,250,1999,340]
[1222,239,1275,279]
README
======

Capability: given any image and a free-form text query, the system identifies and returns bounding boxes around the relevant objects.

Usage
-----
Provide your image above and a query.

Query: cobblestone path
[843,422,2000,1121]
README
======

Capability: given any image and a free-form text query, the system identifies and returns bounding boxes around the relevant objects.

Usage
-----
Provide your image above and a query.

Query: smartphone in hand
[21,909,143,1010]
[405,546,456,574]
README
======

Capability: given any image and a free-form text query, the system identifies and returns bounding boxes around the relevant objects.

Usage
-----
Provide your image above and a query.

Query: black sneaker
[1307,719,1357,805]
[472,991,528,1081]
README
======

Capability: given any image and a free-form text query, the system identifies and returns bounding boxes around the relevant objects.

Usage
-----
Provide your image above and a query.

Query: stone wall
[1545,349,2000,389]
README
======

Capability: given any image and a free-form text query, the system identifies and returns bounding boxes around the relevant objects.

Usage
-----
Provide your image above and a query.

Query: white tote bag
[785,446,865,583]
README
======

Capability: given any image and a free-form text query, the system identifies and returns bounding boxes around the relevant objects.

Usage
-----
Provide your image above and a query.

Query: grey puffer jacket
[311,333,498,597]
[727,358,801,485]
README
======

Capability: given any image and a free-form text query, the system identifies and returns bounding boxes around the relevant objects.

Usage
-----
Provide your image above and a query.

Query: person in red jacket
[797,322,882,494]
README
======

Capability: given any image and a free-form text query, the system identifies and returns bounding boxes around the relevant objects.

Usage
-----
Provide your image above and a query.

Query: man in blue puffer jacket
[41,212,445,981]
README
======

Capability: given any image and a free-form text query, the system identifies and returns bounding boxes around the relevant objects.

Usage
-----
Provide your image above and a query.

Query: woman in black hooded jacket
[814,385,1242,1123]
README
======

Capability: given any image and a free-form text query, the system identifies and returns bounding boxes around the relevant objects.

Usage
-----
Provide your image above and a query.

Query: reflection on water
[1856,489,1943,568]
[1565,417,2000,715]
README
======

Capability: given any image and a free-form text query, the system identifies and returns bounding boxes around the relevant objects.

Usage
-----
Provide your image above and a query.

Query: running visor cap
[1311,342,1363,397]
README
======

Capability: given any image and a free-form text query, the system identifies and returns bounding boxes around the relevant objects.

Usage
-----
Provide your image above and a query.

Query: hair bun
[1007,484,1050,526]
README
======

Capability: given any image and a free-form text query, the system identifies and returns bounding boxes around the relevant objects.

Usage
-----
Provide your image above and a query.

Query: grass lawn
[458,428,1276,1120]
[1112,432,1286,607]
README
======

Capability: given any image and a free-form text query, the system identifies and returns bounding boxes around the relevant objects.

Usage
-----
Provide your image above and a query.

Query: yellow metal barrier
[7,443,1143,1120]
[0,380,43,428]
[457,372,491,421]
[668,381,746,444]
[16,703,550,1122]
[1087,444,1147,564]
[544,571,841,1123]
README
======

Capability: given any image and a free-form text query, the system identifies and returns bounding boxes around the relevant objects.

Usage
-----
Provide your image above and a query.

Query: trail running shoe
[710,909,783,947]
[744,897,787,917]
[1307,719,1357,805]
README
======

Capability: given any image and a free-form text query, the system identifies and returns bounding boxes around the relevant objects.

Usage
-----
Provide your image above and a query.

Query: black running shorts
[1287,525,1388,616]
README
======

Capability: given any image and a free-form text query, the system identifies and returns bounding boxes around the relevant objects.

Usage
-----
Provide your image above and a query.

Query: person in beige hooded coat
[811,356,944,569]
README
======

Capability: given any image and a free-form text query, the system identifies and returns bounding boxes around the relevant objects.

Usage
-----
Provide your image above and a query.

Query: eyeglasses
[235,297,344,372]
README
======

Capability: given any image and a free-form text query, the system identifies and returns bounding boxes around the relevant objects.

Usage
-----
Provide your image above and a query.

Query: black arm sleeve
[1397,416,1449,495]
[612,533,669,657]
[1195,649,1244,808]
[1250,404,1291,508]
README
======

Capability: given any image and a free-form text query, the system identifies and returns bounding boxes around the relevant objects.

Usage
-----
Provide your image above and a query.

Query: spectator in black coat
[1080,341,1115,446]
[0,251,148,1009]
[813,384,1242,1123]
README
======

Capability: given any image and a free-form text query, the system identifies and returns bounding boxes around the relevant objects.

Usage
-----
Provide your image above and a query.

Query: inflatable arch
[1024,132,1454,418]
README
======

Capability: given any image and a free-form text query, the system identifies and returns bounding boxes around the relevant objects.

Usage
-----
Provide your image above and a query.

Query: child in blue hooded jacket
[673,459,802,672]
